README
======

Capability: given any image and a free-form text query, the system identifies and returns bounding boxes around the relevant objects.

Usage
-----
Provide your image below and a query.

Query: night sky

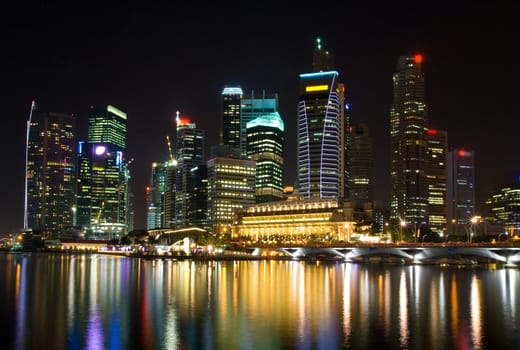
[1,4,518,233]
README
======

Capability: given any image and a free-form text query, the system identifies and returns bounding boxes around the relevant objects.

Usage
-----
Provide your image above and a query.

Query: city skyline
[1,4,518,233]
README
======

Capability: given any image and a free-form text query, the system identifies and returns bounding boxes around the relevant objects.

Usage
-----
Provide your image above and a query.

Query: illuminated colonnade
[233,198,355,242]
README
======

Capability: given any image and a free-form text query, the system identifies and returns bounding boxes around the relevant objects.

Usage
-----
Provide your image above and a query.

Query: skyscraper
[390,54,428,232]
[221,87,243,150]
[77,104,128,239]
[246,112,284,202]
[348,123,373,201]
[240,90,279,158]
[426,129,448,235]
[207,146,256,234]
[447,148,475,236]
[298,71,344,199]
[297,38,346,199]
[26,109,76,236]
[175,112,205,227]
[146,162,168,230]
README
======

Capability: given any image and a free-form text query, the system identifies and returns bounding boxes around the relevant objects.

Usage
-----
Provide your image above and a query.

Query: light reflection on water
[0,252,519,349]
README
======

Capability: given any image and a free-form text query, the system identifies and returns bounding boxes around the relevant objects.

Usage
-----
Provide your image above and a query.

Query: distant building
[220,86,243,150]
[207,152,256,234]
[146,162,168,230]
[246,112,284,203]
[447,148,475,236]
[390,54,428,233]
[348,123,373,201]
[26,109,76,237]
[426,129,448,235]
[174,112,205,228]
[77,104,128,239]
[485,187,520,237]
[298,38,346,199]
[163,159,178,228]
[240,90,279,158]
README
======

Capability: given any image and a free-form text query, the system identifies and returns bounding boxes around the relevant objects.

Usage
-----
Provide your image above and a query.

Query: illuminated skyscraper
[426,129,448,235]
[221,86,243,149]
[390,54,428,231]
[447,148,475,236]
[77,104,128,238]
[207,146,256,234]
[297,38,346,199]
[163,159,177,228]
[175,112,205,227]
[146,162,168,230]
[240,90,278,158]
[486,186,520,237]
[298,71,345,199]
[348,123,373,201]
[26,109,76,236]
[246,112,284,202]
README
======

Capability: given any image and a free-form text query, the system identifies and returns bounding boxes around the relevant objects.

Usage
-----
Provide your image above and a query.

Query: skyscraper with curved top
[298,71,342,199]
[297,38,346,199]
[390,54,429,230]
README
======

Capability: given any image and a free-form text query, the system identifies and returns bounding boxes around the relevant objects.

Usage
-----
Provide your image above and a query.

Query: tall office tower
[26,110,76,236]
[146,162,168,229]
[221,87,243,149]
[185,164,209,229]
[426,129,448,235]
[297,38,346,199]
[240,90,278,158]
[207,148,256,234]
[390,54,429,232]
[447,148,475,236]
[174,112,205,227]
[343,103,351,199]
[77,105,128,239]
[246,112,284,203]
[163,159,177,228]
[486,186,520,237]
[348,123,373,201]
[298,71,344,199]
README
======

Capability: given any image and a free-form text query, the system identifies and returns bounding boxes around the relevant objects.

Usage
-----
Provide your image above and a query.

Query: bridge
[249,243,520,266]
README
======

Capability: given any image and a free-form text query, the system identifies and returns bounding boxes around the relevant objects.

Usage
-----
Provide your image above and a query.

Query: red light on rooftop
[178,117,191,125]
[414,54,423,64]
[458,150,468,157]
[426,129,437,135]
[146,186,150,192]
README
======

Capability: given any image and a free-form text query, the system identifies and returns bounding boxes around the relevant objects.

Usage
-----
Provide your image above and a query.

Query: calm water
[0,252,519,350]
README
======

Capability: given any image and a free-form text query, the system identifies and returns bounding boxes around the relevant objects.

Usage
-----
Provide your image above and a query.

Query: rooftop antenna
[23,100,37,233]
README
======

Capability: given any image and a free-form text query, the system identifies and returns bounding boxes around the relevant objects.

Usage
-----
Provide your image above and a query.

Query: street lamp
[470,216,480,243]
[400,220,406,242]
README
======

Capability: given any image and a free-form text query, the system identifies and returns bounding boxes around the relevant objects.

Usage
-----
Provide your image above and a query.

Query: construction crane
[95,201,105,224]
[166,135,174,161]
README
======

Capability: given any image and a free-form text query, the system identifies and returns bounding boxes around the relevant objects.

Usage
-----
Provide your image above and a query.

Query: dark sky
[1,4,518,233]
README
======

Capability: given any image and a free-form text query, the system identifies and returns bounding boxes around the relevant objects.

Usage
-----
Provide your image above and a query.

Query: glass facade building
[426,129,448,235]
[297,71,343,199]
[221,87,243,149]
[447,148,475,236]
[174,113,205,228]
[246,112,284,203]
[240,90,278,158]
[77,104,128,239]
[26,110,76,236]
[390,55,428,233]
